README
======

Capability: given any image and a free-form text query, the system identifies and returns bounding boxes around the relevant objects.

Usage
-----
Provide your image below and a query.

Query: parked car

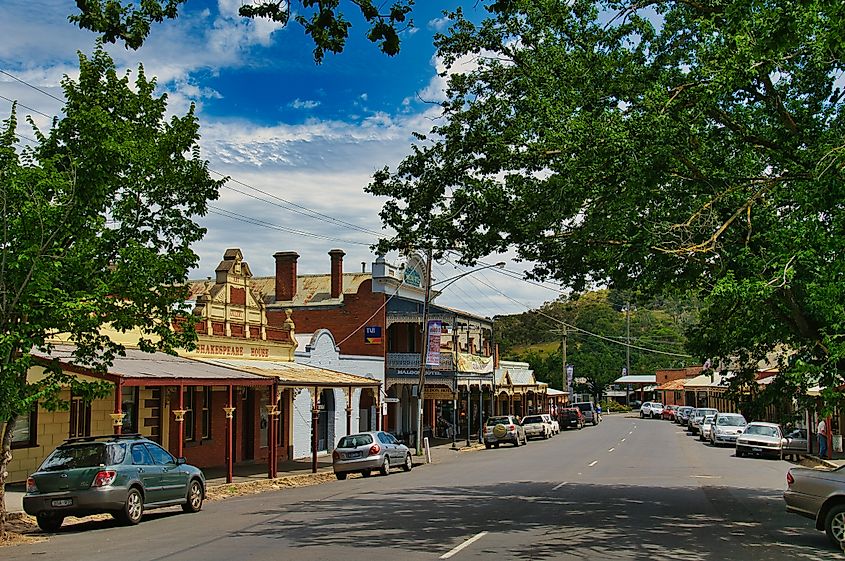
[676,406,694,426]
[689,408,718,435]
[559,407,585,430]
[542,414,560,435]
[630,400,642,410]
[23,434,205,532]
[483,415,527,448]
[737,423,808,460]
[640,402,665,419]
[700,414,717,441]
[522,415,553,440]
[572,402,601,426]
[709,413,748,446]
[662,405,678,421]
[736,422,786,459]
[784,464,845,546]
[332,431,412,480]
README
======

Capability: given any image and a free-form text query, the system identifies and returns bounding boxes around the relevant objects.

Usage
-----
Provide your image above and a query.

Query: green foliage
[0,45,223,431]
[70,0,414,62]
[499,290,693,399]
[370,1,845,409]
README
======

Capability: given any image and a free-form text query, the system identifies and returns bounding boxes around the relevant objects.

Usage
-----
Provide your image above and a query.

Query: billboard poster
[364,326,383,344]
[425,320,442,366]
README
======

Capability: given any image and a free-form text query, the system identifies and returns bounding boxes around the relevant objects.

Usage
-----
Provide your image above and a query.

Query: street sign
[384,397,400,403]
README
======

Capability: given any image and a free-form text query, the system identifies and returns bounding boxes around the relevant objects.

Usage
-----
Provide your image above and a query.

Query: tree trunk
[0,415,18,541]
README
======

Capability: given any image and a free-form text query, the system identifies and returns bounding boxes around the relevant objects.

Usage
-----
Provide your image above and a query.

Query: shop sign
[425,388,456,400]
[404,267,422,288]
[365,326,383,344]
[426,320,442,366]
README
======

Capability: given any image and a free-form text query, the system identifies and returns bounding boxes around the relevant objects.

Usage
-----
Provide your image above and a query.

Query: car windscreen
[40,443,111,471]
[653,403,664,408]
[717,416,746,426]
[522,416,543,424]
[745,425,779,437]
[337,434,373,448]
[487,417,511,425]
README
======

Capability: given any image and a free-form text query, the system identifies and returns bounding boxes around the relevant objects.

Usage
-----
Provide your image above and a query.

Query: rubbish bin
[833,434,843,453]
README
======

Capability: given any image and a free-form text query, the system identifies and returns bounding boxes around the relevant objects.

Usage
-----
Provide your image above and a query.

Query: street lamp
[416,256,505,456]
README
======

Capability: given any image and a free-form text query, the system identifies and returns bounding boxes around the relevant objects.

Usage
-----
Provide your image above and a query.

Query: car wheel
[117,487,144,525]
[494,443,500,448]
[361,470,372,478]
[592,419,597,426]
[736,447,744,457]
[402,453,413,472]
[335,472,348,480]
[543,429,550,439]
[36,513,64,532]
[825,504,845,547]
[181,479,204,513]
[699,432,705,441]
[640,412,644,419]
[485,442,492,449]
[513,436,520,447]
[380,457,390,476]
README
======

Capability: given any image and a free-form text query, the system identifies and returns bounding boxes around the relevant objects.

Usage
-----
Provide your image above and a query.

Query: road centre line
[440,531,489,559]
[552,481,568,490]
[588,460,598,467]
[621,438,626,442]
[608,448,615,452]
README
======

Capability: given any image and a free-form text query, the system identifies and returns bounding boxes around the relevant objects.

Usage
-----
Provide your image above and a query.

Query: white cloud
[289,99,321,109]
[427,16,451,32]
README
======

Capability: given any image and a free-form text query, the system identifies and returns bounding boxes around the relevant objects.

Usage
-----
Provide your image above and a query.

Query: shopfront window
[11,408,37,448]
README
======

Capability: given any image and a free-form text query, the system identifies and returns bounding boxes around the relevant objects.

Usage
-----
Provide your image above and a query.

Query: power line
[0,70,64,103]
[0,94,55,119]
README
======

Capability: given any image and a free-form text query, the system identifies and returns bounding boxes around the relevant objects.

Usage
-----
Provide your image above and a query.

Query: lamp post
[416,255,505,455]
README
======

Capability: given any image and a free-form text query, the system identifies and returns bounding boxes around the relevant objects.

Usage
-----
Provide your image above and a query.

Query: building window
[201,387,212,440]
[122,387,139,434]
[184,386,195,442]
[11,407,38,449]
[69,394,92,438]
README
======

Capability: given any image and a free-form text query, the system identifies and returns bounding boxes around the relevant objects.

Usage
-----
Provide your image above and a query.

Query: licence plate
[752,447,762,453]
[344,451,362,459]
[51,499,73,507]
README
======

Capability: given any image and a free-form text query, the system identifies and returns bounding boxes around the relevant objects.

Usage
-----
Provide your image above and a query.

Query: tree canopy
[368,0,845,409]
[0,45,223,534]
[71,0,413,62]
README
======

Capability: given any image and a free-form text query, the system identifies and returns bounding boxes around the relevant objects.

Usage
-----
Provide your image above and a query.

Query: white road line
[621,438,626,442]
[440,531,489,559]
[608,447,615,452]
[629,431,633,434]
[588,460,598,467]
[552,481,568,490]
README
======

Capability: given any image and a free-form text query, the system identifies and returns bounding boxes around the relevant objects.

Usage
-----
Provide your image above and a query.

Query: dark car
[676,406,694,426]
[572,402,600,425]
[24,434,205,532]
[559,407,585,430]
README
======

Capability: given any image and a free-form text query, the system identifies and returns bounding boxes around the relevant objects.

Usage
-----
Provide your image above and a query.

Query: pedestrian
[818,416,828,459]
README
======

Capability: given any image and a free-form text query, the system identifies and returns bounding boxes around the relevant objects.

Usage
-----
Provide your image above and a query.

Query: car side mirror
[176,457,187,465]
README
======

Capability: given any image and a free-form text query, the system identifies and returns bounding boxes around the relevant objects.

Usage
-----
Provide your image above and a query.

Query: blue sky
[0,0,565,317]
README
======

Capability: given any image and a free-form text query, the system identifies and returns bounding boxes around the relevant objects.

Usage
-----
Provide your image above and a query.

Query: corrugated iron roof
[656,378,688,391]
[194,358,380,387]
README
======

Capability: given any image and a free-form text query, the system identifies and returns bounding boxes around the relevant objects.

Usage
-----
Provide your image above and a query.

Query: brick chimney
[273,251,299,301]
[329,249,345,299]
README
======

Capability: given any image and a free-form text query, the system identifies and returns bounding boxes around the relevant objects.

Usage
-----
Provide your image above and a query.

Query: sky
[0,0,567,318]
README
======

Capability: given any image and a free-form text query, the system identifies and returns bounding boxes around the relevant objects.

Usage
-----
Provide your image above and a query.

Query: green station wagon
[23,434,206,532]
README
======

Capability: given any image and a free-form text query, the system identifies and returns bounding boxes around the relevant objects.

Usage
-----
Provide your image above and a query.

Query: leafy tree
[0,46,223,537]
[71,0,414,62]
[370,1,845,410]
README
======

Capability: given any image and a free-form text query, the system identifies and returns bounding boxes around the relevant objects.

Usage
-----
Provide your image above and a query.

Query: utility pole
[561,325,569,402]
[415,247,433,456]
[625,301,631,406]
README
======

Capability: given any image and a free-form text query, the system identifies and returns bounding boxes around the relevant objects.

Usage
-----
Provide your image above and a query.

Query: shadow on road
[226,481,834,560]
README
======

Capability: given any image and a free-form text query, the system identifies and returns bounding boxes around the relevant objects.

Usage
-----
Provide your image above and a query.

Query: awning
[195,358,380,388]
[32,345,272,386]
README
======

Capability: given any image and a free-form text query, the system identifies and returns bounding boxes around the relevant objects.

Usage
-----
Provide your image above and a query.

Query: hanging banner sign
[426,320,442,366]
[457,353,494,374]
[364,326,383,344]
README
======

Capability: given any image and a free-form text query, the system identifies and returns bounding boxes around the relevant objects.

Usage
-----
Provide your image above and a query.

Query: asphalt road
[5,415,840,560]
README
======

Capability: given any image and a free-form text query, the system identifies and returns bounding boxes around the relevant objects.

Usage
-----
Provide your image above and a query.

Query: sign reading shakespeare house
[184,248,297,362]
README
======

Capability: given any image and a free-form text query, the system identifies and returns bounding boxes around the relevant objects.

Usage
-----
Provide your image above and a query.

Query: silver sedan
[785,465,845,546]
[332,431,413,480]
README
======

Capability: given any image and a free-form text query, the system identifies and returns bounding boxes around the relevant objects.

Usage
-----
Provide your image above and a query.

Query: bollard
[423,436,432,464]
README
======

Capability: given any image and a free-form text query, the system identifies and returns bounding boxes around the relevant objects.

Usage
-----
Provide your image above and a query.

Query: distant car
[23,434,205,532]
[522,415,553,440]
[630,400,642,410]
[559,407,585,430]
[573,402,601,426]
[542,414,560,435]
[700,414,717,441]
[640,402,665,419]
[483,415,527,448]
[689,408,718,435]
[709,413,747,446]
[784,465,845,546]
[662,405,678,421]
[676,406,694,426]
[332,431,412,480]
